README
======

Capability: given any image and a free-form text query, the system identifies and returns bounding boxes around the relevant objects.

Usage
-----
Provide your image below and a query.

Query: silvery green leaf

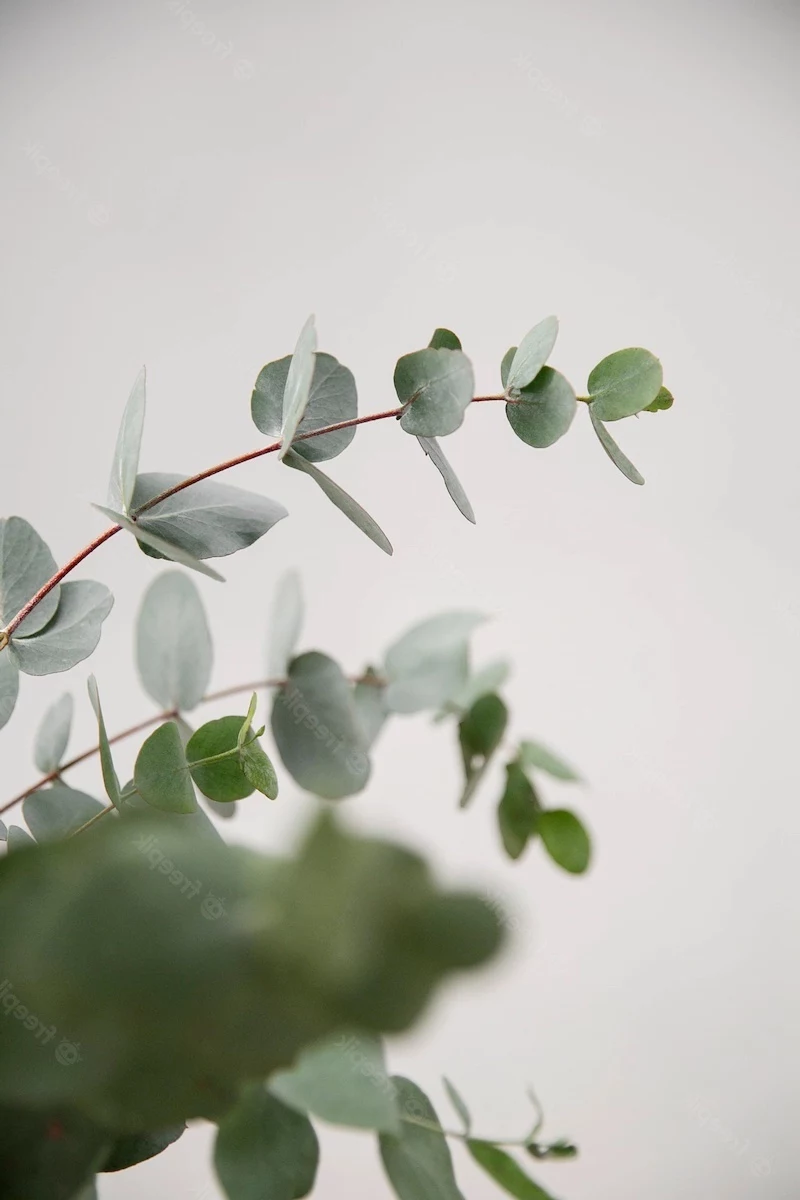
[506,368,577,448]
[252,352,358,463]
[269,1032,400,1134]
[589,408,645,486]
[215,1086,319,1200]
[394,348,475,437]
[136,571,213,711]
[644,384,674,413]
[134,721,197,814]
[268,570,304,678]
[442,1077,471,1134]
[9,581,114,676]
[500,347,516,391]
[428,329,462,351]
[448,660,511,713]
[379,1077,465,1200]
[518,739,580,782]
[7,825,35,851]
[93,503,224,582]
[0,516,60,637]
[284,450,392,555]
[88,675,122,809]
[278,314,318,461]
[130,474,288,561]
[416,437,476,524]
[23,783,106,841]
[353,668,389,749]
[271,651,370,799]
[384,612,486,714]
[107,366,146,514]
[33,692,74,773]
[505,316,559,393]
[588,347,663,422]
[0,651,19,732]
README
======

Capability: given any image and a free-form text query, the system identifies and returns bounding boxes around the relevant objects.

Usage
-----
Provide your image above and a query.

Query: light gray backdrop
[1,0,798,1196]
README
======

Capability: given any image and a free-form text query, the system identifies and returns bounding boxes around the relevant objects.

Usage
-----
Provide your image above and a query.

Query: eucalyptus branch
[0,397,506,642]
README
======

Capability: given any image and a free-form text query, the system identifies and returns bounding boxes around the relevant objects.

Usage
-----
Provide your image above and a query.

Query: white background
[1,0,798,1196]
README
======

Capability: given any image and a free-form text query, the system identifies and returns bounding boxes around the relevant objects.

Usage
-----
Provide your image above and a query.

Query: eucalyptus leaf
[379,1077,465,1200]
[518,740,580,782]
[0,1103,110,1200]
[9,582,114,677]
[134,722,197,814]
[87,676,122,809]
[237,696,279,799]
[271,652,370,799]
[644,385,674,413]
[500,347,516,391]
[23,784,106,842]
[252,352,358,463]
[0,516,60,638]
[0,820,6,842]
[269,570,304,678]
[588,347,662,422]
[498,762,541,860]
[428,329,462,351]
[130,473,288,560]
[538,809,591,874]
[506,368,577,448]
[215,1085,319,1200]
[448,660,510,714]
[442,1077,471,1134]
[186,716,256,802]
[505,316,559,393]
[589,408,645,486]
[354,668,389,749]
[468,1140,557,1200]
[33,692,73,774]
[416,437,476,524]
[101,1124,185,1172]
[107,366,146,514]
[7,825,36,851]
[92,503,224,582]
[459,693,508,809]
[278,315,318,461]
[136,571,213,711]
[394,348,475,437]
[384,612,486,714]
[0,651,19,733]
[284,449,392,555]
[270,1032,400,1134]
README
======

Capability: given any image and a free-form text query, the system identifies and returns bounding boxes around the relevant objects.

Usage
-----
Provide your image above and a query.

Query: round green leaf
[506,368,577,448]
[136,571,213,712]
[538,809,591,874]
[588,347,663,422]
[252,352,358,462]
[271,652,370,799]
[186,716,255,802]
[428,328,462,351]
[0,516,60,638]
[644,385,674,413]
[215,1086,319,1200]
[134,722,197,814]
[394,348,475,437]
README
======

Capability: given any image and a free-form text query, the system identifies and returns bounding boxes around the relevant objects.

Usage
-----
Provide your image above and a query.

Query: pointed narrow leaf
[378,1076,465,1200]
[0,516,60,637]
[101,1124,185,1172]
[268,570,304,678]
[252,352,358,463]
[270,1032,400,1133]
[459,693,508,809]
[0,651,19,732]
[284,449,393,555]
[23,785,106,842]
[214,1085,319,1200]
[9,582,114,677]
[506,368,577,448]
[33,693,74,773]
[384,612,486,714]
[588,347,662,421]
[278,314,318,461]
[237,697,279,798]
[7,825,36,851]
[134,722,197,813]
[538,809,591,874]
[136,571,213,711]
[468,1140,557,1200]
[500,347,516,391]
[518,740,580,782]
[92,504,224,581]
[428,329,462,351]
[271,651,370,799]
[416,437,476,524]
[186,716,256,802]
[505,317,559,392]
[130,474,288,560]
[395,348,475,437]
[107,367,146,513]
[498,762,541,860]
[589,408,645,486]
[87,676,122,809]
[0,820,6,842]
[442,1077,471,1134]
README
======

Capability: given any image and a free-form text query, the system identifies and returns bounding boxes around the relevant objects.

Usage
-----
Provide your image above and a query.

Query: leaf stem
[399,1113,532,1149]
[0,397,506,641]
[69,803,116,837]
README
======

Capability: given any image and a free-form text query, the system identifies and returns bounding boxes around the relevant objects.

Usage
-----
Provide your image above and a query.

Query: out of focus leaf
[23,785,106,842]
[379,1077,465,1200]
[268,570,304,678]
[497,762,540,860]
[518,740,580,782]
[136,571,213,712]
[101,1124,185,1172]
[0,1103,110,1200]
[384,612,485,714]
[538,809,591,874]
[33,693,73,774]
[270,1032,400,1133]
[468,1140,557,1199]
[442,1077,471,1134]
[215,1085,319,1200]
